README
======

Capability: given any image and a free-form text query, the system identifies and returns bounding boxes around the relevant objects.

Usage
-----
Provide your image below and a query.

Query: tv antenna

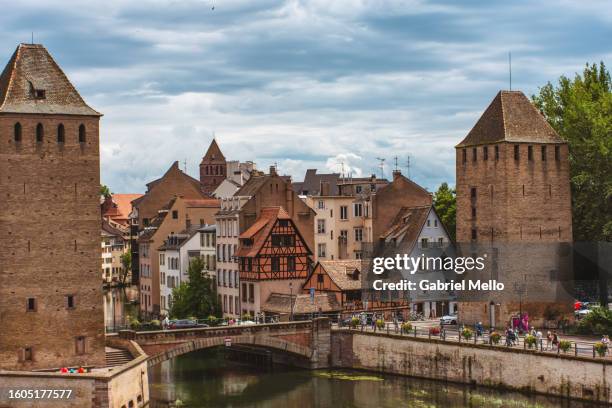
[183,158,187,173]
[393,156,399,171]
[376,157,385,179]
[405,155,411,179]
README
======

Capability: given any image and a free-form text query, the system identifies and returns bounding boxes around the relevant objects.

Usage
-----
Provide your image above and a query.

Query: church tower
[0,44,105,369]
[455,90,573,326]
[199,138,227,195]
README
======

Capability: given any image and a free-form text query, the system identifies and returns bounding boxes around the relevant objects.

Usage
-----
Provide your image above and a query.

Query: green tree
[532,62,612,241]
[120,252,131,286]
[433,182,456,242]
[100,184,112,199]
[169,257,220,319]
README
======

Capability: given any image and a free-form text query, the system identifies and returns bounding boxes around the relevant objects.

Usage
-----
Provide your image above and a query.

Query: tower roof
[0,43,100,116]
[456,90,563,147]
[200,139,226,163]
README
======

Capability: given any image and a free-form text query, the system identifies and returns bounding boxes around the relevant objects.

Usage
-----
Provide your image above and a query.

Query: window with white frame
[353,203,363,217]
[317,219,326,234]
[317,243,326,258]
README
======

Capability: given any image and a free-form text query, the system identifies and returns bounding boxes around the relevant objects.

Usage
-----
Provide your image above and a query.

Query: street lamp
[289,282,294,321]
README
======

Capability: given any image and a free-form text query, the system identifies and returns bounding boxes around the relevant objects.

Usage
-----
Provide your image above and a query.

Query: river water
[148,348,589,408]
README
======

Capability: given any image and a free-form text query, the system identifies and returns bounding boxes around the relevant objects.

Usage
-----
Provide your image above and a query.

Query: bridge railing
[335,322,610,359]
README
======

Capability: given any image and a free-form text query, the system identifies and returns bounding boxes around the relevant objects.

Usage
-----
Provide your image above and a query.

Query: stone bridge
[118,318,331,368]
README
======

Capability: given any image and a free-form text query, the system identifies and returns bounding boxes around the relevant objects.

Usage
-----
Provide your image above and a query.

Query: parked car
[440,314,457,325]
[169,319,207,329]
[575,308,592,318]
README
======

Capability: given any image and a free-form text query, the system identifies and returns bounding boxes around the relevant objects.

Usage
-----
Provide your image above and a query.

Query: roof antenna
[183,158,187,173]
[509,52,512,91]
[393,156,399,171]
[31,32,34,45]
[375,157,385,179]
[405,155,411,180]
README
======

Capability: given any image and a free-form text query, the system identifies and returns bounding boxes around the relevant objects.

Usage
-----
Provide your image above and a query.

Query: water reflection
[103,286,139,331]
[149,348,590,408]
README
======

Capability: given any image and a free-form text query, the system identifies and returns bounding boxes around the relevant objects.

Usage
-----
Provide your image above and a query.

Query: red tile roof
[102,194,142,224]
[184,198,220,208]
[236,207,291,257]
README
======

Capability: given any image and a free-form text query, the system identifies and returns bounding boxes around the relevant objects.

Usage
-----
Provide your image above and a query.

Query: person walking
[552,331,559,350]
[546,331,552,350]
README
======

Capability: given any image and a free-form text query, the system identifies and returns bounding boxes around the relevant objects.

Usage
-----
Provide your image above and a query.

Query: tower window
[555,146,560,161]
[472,147,477,162]
[78,124,86,143]
[471,229,477,240]
[36,123,44,143]
[75,336,86,355]
[514,145,520,161]
[494,145,499,160]
[470,187,477,199]
[471,207,476,218]
[462,149,467,164]
[14,122,22,142]
[528,145,533,161]
[483,146,488,161]
[23,347,33,361]
[26,297,36,312]
[541,145,547,161]
[66,295,75,309]
[57,124,65,143]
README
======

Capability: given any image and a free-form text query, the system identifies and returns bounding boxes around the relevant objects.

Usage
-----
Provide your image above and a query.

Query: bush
[490,332,501,345]
[207,315,218,326]
[128,317,141,330]
[242,313,252,321]
[576,307,612,335]
[429,327,441,336]
[594,341,608,357]
[461,328,473,340]
[559,340,572,353]
[375,319,385,329]
[350,317,360,328]
[401,322,412,334]
[524,334,537,349]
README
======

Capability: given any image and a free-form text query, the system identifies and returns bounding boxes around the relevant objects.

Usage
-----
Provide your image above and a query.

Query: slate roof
[380,205,431,244]
[456,90,564,147]
[262,292,342,314]
[0,44,100,116]
[293,169,340,196]
[235,207,291,258]
[316,260,363,291]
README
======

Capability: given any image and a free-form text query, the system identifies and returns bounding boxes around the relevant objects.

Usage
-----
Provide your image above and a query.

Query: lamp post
[289,282,294,321]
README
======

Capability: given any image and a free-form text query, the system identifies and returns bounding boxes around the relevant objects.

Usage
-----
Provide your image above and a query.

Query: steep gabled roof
[380,205,431,250]
[0,44,100,116]
[457,90,563,147]
[200,139,225,163]
[236,207,292,257]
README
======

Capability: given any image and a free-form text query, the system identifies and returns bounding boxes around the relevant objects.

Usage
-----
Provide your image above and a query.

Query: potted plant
[128,317,141,330]
[559,340,572,353]
[429,326,441,336]
[375,319,385,330]
[524,334,537,349]
[207,315,218,326]
[350,317,360,328]
[150,319,161,330]
[594,341,608,357]
[461,327,473,340]
[490,332,501,345]
[401,322,412,334]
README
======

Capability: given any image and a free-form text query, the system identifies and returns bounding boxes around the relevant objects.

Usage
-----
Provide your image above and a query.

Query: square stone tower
[455,90,573,327]
[0,44,105,370]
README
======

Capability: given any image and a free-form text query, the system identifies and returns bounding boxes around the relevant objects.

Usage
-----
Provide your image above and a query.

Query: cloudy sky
[1,1,610,193]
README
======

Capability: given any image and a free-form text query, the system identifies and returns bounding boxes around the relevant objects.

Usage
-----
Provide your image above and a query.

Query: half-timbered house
[236,207,313,316]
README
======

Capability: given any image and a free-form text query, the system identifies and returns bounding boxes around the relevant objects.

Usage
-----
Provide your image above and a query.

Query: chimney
[269,165,277,176]
[392,169,402,181]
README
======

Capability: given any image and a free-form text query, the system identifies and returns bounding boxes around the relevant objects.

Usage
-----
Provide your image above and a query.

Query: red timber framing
[238,208,312,281]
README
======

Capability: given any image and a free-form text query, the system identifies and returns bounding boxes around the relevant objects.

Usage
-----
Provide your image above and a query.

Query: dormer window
[35,89,46,99]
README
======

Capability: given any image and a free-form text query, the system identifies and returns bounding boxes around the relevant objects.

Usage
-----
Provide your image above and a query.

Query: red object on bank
[60,367,68,373]
[574,301,582,311]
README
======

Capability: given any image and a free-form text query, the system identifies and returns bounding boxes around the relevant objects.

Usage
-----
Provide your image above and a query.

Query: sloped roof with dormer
[0,44,100,116]
[456,90,564,147]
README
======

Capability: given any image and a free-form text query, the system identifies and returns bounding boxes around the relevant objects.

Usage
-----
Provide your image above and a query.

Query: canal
[148,348,593,408]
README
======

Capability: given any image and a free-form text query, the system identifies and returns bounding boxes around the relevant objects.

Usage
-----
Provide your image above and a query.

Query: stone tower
[455,90,573,326]
[0,44,105,370]
[199,138,226,195]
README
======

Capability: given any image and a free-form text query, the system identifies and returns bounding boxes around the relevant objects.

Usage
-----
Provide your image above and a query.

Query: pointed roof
[0,44,100,116]
[200,139,226,163]
[456,90,563,147]
[236,207,293,257]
